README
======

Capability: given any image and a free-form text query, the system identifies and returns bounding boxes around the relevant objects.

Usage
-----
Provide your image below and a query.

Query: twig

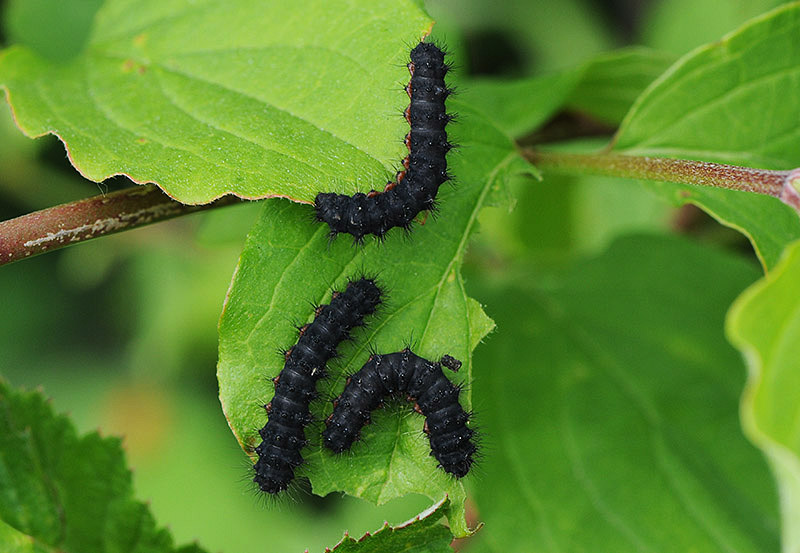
[0,184,242,266]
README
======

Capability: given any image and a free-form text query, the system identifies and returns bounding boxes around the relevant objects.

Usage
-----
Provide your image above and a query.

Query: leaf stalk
[523,149,800,213]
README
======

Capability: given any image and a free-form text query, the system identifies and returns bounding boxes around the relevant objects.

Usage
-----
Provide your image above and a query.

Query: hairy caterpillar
[253,277,382,494]
[323,348,476,477]
[314,41,454,242]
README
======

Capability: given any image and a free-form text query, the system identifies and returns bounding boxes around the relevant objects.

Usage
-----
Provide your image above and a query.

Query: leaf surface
[727,239,800,553]
[331,497,453,553]
[0,0,431,204]
[565,47,676,126]
[469,234,778,552]
[0,379,210,553]
[461,47,674,138]
[642,0,785,55]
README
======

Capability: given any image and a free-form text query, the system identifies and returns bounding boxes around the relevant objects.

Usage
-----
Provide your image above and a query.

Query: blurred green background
[0,0,780,551]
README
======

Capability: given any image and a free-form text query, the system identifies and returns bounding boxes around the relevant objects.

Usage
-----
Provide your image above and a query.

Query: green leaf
[565,47,676,126]
[0,379,210,553]
[0,519,43,553]
[470,234,778,552]
[613,3,800,270]
[427,0,614,74]
[644,181,800,271]
[642,0,785,56]
[461,47,674,138]
[331,497,453,553]
[217,102,515,538]
[727,239,800,553]
[616,2,800,167]
[462,70,584,138]
[4,0,103,62]
[0,0,431,204]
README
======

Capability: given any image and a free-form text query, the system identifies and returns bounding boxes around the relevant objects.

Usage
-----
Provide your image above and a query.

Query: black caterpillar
[253,277,382,494]
[314,41,454,241]
[322,348,477,478]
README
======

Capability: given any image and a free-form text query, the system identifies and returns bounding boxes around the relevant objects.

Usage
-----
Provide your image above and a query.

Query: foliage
[0,379,209,553]
[470,234,777,552]
[614,4,800,269]
[2,1,800,552]
[728,240,800,553]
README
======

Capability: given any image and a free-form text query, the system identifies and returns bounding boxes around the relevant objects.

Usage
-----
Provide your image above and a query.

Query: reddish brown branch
[0,185,241,266]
